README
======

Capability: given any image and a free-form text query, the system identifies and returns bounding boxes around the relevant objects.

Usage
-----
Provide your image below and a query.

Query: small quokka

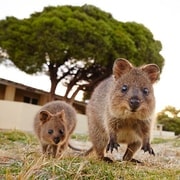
[86,58,160,162]
[34,100,77,158]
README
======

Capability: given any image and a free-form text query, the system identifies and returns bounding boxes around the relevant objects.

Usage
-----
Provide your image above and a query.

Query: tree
[157,106,180,135]
[0,5,164,103]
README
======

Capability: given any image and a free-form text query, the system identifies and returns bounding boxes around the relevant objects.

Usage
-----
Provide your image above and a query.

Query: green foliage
[0,5,165,101]
[157,106,180,135]
[122,22,164,68]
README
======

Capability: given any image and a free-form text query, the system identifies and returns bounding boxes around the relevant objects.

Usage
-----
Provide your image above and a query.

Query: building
[0,78,86,114]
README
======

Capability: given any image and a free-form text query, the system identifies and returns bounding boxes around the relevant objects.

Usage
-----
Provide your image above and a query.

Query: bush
[157,106,180,135]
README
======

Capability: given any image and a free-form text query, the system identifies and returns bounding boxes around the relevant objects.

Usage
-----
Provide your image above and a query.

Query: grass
[71,134,89,142]
[0,129,179,179]
[152,137,180,148]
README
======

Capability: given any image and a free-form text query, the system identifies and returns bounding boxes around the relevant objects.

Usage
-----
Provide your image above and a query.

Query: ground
[0,130,179,179]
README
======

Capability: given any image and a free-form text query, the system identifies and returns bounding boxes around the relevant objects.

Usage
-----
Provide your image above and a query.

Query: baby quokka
[86,58,160,162]
[34,100,77,158]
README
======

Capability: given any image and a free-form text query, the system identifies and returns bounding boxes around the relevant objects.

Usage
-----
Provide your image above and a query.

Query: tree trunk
[63,84,73,102]
[48,63,59,101]
[68,86,82,104]
[49,78,58,101]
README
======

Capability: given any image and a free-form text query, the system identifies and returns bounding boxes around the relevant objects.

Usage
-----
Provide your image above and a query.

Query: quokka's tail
[68,143,94,156]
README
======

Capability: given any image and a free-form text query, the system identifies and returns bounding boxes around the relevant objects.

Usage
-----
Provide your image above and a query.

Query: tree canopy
[157,106,180,135]
[0,4,165,102]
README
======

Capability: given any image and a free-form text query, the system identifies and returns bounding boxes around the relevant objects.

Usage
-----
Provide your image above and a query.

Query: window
[23,96,38,105]
[32,98,38,105]
[24,96,30,103]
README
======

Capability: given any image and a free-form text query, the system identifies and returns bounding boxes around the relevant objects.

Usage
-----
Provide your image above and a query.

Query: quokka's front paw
[106,139,120,153]
[141,143,155,156]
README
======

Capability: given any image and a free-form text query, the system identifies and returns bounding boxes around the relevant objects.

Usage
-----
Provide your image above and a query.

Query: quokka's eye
[48,129,53,134]
[121,85,128,93]
[143,88,149,95]
[59,129,64,135]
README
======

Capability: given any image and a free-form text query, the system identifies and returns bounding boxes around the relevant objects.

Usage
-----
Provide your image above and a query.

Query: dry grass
[0,129,179,179]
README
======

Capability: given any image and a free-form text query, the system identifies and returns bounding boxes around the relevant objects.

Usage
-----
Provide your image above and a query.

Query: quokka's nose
[129,96,140,111]
[53,137,60,144]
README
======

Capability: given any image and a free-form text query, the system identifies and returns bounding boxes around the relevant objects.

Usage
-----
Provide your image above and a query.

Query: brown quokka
[34,100,77,158]
[86,58,160,163]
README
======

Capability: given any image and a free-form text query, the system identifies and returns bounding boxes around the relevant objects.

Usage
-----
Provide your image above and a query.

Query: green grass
[152,138,174,144]
[71,134,89,142]
[152,137,180,147]
[0,130,179,180]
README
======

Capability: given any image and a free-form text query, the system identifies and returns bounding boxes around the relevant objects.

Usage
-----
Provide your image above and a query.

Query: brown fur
[34,100,77,158]
[86,58,160,162]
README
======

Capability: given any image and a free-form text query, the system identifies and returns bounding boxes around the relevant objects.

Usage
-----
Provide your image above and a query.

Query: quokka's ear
[39,110,52,123]
[141,64,160,83]
[113,58,133,80]
[57,110,66,121]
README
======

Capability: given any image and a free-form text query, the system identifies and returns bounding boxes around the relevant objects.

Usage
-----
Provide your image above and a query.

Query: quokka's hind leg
[94,145,113,162]
[92,136,113,162]
[123,141,142,163]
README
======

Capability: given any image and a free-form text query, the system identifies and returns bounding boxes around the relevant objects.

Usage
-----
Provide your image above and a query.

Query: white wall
[0,100,175,138]
[0,100,88,134]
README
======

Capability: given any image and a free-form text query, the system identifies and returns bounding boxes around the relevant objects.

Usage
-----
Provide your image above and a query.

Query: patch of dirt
[69,138,180,169]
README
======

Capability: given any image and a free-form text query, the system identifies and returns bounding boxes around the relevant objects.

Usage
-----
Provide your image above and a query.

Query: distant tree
[0,5,164,103]
[0,47,8,62]
[157,106,180,135]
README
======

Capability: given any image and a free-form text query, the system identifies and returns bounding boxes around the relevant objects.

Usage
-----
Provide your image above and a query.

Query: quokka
[86,58,160,162]
[34,100,78,158]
